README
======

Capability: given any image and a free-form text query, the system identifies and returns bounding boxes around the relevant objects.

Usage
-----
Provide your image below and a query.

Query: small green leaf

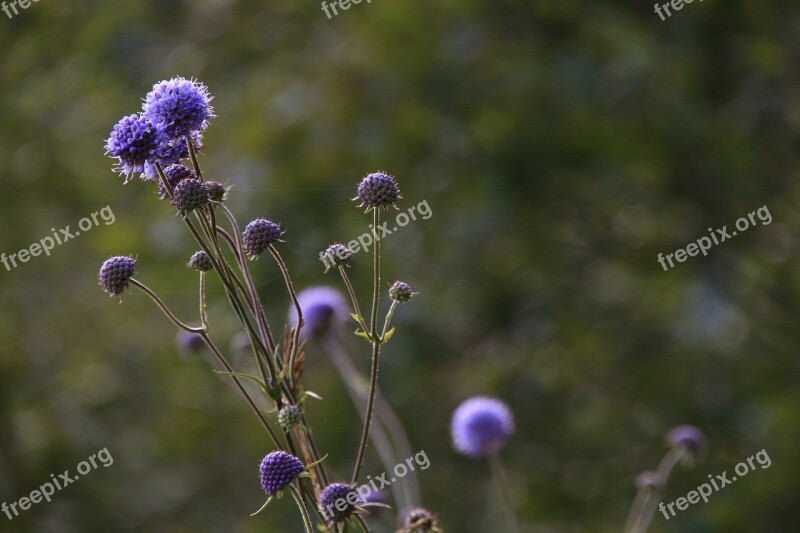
[354,330,372,341]
[350,313,362,322]
[304,453,329,472]
[214,371,271,395]
[381,327,396,343]
[250,496,273,516]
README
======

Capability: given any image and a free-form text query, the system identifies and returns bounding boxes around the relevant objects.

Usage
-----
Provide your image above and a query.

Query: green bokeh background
[1,0,800,531]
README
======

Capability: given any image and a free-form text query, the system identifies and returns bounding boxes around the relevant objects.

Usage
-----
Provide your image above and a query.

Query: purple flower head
[667,425,706,456]
[355,172,401,210]
[319,483,359,522]
[143,77,214,140]
[259,451,305,496]
[389,281,414,303]
[403,507,440,532]
[159,164,196,199]
[451,397,515,459]
[187,250,213,272]
[204,181,227,202]
[321,243,352,272]
[176,330,204,356]
[289,286,349,340]
[106,114,169,182]
[172,178,209,213]
[242,218,283,258]
[142,134,202,182]
[99,256,136,296]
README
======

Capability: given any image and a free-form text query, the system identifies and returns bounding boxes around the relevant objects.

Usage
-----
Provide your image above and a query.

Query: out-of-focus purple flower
[143,77,214,140]
[667,425,706,456]
[176,330,205,356]
[259,451,304,496]
[451,397,515,458]
[289,286,350,339]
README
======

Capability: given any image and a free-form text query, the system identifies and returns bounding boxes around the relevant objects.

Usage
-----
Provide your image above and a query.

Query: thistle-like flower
[354,172,401,210]
[321,243,352,272]
[319,483,359,522]
[451,397,515,458]
[99,256,136,296]
[187,250,213,272]
[389,281,415,303]
[277,404,303,431]
[105,114,167,182]
[143,77,214,140]
[242,218,283,258]
[259,451,305,496]
[172,178,209,213]
[159,164,196,199]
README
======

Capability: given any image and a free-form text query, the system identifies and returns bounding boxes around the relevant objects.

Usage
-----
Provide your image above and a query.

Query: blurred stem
[626,446,686,533]
[199,272,209,330]
[128,278,204,333]
[488,453,520,533]
[268,244,303,389]
[324,335,418,511]
[198,331,281,448]
[354,515,372,532]
[288,485,314,533]
[352,210,382,484]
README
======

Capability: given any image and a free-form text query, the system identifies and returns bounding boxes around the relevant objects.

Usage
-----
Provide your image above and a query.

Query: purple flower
[176,330,205,356]
[451,397,515,458]
[106,114,168,182]
[187,250,213,272]
[319,483,358,522]
[143,77,214,140]
[242,218,283,258]
[172,178,209,213]
[259,451,305,496]
[389,281,414,303]
[157,163,196,199]
[403,507,440,532]
[354,172,401,210]
[289,286,349,339]
[99,256,136,296]
[667,425,706,456]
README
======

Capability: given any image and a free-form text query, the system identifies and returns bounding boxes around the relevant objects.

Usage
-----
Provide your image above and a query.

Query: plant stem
[288,485,314,533]
[268,244,303,388]
[626,447,686,533]
[338,266,369,333]
[129,278,204,333]
[488,453,520,533]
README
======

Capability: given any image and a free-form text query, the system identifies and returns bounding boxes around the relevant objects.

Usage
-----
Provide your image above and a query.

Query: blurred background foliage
[1,0,800,531]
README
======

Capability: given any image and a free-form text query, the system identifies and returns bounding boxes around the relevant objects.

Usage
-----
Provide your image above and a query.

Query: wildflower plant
[100,78,446,532]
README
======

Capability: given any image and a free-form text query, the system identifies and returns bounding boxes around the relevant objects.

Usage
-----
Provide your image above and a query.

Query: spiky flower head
[403,508,440,532]
[99,256,136,296]
[176,330,205,356]
[667,425,706,456]
[321,243,352,272]
[158,164,196,199]
[355,172,401,210]
[278,404,303,431]
[143,77,214,140]
[172,178,209,213]
[204,181,227,202]
[259,451,305,496]
[451,397,515,459]
[187,250,213,272]
[389,281,415,303]
[319,483,359,522]
[289,286,349,340]
[106,114,168,182]
[243,218,283,258]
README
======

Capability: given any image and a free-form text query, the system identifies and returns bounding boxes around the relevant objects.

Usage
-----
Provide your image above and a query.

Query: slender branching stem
[268,244,303,388]
[187,137,204,181]
[488,453,520,533]
[338,266,369,333]
[129,278,204,333]
[288,485,314,533]
[626,446,686,533]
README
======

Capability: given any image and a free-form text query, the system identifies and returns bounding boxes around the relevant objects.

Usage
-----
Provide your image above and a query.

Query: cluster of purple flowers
[105,77,212,182]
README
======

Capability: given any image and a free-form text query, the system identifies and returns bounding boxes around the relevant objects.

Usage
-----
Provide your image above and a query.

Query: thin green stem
[627,447,686,533]
[187,137,204,181]
[369,210,381,335]
[288,485,314,533]
[199,272,209,331]
[380,301,398,341]
[338,266,369,333]
[354,515,372,532]
[129,278,204,333]
[488,453,520,533]
[268,244,303,388]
